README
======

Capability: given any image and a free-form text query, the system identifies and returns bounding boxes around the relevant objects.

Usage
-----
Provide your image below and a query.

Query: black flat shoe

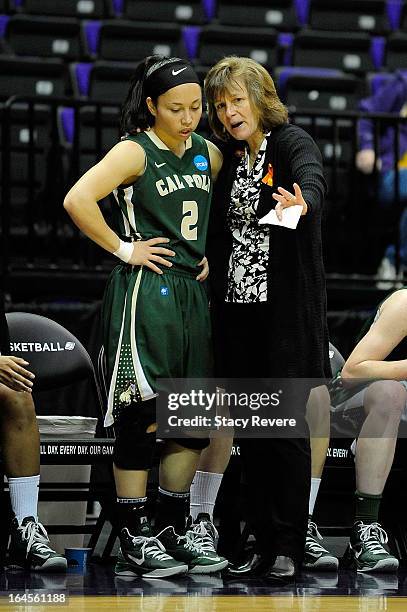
[264,555,296,582]
[224,552,270,578]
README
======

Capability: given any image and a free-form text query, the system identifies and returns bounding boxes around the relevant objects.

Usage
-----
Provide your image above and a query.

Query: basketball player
[330,289,404,572]
[305,290,406,573]
[64,55,227,578]
[0,296,67,571]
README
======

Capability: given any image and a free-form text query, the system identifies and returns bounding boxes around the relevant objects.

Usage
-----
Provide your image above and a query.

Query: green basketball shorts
[102,264,212,426]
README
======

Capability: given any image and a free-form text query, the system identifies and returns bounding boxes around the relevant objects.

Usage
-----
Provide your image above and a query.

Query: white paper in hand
[258,205,303,229]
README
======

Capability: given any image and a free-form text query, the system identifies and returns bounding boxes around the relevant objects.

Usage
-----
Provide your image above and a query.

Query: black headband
[145,60,200,99]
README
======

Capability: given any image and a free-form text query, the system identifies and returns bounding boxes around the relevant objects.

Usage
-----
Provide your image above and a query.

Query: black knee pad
[113,399,157,470]
[171,436,210,450]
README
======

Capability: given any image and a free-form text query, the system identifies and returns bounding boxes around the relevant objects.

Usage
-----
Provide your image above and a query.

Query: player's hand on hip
[272,182,308,220]
[0,356,35,392]
[129,237,175,274]
[196,256,209,282]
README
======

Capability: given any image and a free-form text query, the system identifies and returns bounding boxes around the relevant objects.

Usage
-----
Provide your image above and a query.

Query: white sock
[8,475,40,524]
[190,470,223,521]
[309,477,322,517]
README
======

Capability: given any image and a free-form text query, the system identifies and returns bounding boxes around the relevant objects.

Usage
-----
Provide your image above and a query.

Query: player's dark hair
[120,55,163,135]
[205,56,288,141]
[120,55,194,135]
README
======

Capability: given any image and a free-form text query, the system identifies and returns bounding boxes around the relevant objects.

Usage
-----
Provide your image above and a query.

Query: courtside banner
[156,377,402,439]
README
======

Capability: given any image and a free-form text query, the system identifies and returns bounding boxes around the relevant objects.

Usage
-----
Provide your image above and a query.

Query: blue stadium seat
[122,0,207,24]
[385,32,407,71]
[386,0,404,30]
[59,103,120,176]
[309,0,389,34]
[0,55,68,99]
[79,60,136,102]
[0,14,10,51]
[401,1,407,30]
[14,0,107,18]
[5,14,84,60]
[0,100,63,252]
[95,19,187,62]
[0,104,49,193]
[197,24,278,69]
[277,67,364,112]
[216,0,298,30]
[68,59,135,178]
[293,29,377,73]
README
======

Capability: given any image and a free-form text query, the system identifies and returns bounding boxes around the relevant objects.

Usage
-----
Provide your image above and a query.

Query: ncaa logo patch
[193,155,208,172]
[160,286,169,297]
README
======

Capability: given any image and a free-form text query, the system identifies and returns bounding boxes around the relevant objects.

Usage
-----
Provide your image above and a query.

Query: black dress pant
[214,301,311,564]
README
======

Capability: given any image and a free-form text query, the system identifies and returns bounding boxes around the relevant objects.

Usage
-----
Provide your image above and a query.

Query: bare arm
[0,356,35,392]
[342,290,407,380]
[63,140,175,273]
[63,140,144,253]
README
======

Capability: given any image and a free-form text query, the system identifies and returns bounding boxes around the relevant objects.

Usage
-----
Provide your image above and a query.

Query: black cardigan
[208,123,332,379]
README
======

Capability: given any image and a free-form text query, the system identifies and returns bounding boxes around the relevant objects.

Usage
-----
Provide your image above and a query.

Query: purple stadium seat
[309,0,390,34]
[216,0,298,30]
[386,0,403,30]
[83,19,101,57]
[122,1,207,25]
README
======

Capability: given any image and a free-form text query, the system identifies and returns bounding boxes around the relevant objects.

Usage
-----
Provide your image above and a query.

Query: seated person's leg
[348,380,405,572]
[304,385,338,571]
[0,385,66,572]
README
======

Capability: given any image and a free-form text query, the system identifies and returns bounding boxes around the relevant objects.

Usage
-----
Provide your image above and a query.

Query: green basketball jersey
[112,130,212,274]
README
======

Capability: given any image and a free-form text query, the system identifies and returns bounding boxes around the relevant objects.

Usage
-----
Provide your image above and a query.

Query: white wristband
[113,239,134,263]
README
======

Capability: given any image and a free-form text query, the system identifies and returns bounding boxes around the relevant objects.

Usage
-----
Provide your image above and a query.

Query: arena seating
[216,0,298,30]
[16,0,107,19]
[197,24,278,69]
[293,30,378,73]
[276,68,365,112]
[402,2,407,29]
[5,14,84,60]
[96,20,187,62]
[0,0,405,286]
[0,55,69,99]
[122,0,208,24]
[385,32,407,70]
[308,0,390,34]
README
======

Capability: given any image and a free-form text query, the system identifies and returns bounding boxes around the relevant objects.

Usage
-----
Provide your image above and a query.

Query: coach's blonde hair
[204,56,288,140]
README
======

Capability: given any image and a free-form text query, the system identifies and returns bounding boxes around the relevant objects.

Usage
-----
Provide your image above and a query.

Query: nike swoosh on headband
[172,67,188,76]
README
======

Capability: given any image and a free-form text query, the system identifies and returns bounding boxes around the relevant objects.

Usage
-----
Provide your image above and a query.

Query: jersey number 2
[181,200,198,241]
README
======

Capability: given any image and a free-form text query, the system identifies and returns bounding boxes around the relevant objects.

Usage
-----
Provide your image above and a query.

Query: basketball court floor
[2,564,407,611]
